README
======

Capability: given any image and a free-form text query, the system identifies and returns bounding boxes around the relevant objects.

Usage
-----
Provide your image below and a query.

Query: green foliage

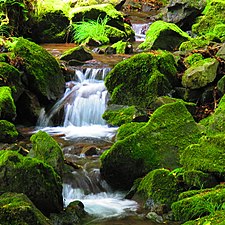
[71,16,110,45]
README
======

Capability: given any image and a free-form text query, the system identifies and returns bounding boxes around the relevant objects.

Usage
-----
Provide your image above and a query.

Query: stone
[0,120,18,143]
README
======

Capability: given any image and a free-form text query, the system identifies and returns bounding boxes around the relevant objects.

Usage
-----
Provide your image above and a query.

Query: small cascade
[37,67,117,140]
[132,23,150,41]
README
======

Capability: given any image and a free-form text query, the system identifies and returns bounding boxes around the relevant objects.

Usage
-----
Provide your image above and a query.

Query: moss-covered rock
[12,38,65,104]
[0,120,18,143]
[192,0,225,41]
[111,40,133,54]
[0,192,51,225]
[184,53,204,67]
[105,51,177,108]
[100,101,201,189]
[31,10,70,43]
[0,62,24,101]
[0,86,16,121]
[105,25,127,43]
[181,58,219,89]
[0,150,63,215]
[200,94,225,134]
[172,185,225,222]
[116,122,147,141]
[180,134,225,178]
[29,131,64,176]
[102,105,146,126]
[137,168,180,208]
[60,45,93,61]
[138,20,191,51]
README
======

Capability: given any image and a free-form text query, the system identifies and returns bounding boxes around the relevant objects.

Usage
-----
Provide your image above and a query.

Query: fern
[71,16,110,45]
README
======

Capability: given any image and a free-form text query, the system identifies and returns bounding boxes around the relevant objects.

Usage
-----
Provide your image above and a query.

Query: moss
[116,122,147,141]
[181,58,219,89]
[60,45,93,61]
[0,192,51,225]
[111,40,132,54]
[0,53,8,62]
[138,20,191,51]
[137,168,180,207]
[105,51,177,108]
[172,185,225,222]
[184,53,204,67]
[0,150,63,215]
[0,120,18,143]
[12,38,65,103]
[100,101,201,189]
[29,131,64,176]
[105,25,127,43]
[0,86,16,121]
[0,62,24,100]
[192,0,225,41]
[180,134,225,177]
[200,94,225,134]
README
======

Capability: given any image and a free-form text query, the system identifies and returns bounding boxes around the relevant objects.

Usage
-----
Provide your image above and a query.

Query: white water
[37,68,117,141]
[132,23,149,41]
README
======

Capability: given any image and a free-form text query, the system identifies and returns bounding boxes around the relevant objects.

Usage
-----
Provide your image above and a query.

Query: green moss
[105,25,127,43]
[100,101,201,189]
[29,131,64,176]
[0,53,8,62]
[137,168,180,207]
[0,86,16,120]
[192,0,225,41]
[0,192,51,225]
[180,134,225,176]
[0,120,18,143]
[172,185,225,222]
[0,150,63,215]
[105,51,177,108]
[111,40,132,54]
[12,38,65,103]
[138,20,191,51]
[116,122,147,141]
[184,53,204,67]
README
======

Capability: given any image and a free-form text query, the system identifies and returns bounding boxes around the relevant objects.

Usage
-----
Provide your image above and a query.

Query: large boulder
[162,0,206,31]
[100,101,201,189]
[29,131,64,176]
[0,150,63,215]
[31,10,70,43]
[181,58,219,89]
[0,62,24,101]
[12,38,65,104]
[104,51,177,108]
[0,86,16,121]
[192,0,225,42]
[0,120,18,143]
[0,192,52,225]
[138,20,191,51]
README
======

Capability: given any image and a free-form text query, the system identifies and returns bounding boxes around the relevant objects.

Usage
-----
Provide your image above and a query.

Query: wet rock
[0,192,52,225]
[0,150,63,215]
[182,58,219,89]
[0,120,18,143]
[162,0,206,31]
[0,86,16,121]
[111,40,133,54]
[81,145,99,156]
[138,20,191,51]
[29,130,65,176]
[146,212,163,223]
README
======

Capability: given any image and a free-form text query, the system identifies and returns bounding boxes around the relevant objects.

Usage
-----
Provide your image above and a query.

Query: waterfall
[132,23,149,41]
[37,67,117,140]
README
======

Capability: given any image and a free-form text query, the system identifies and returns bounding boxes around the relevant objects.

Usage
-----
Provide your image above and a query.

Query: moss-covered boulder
[180,134,225,179]
[60,45,93,61]
[0,86,16,121]
[0,192,51,225]
[171,185,225,222]
[0,62,24,101]
[137,168,180,208]
[102,105,147,126]
[181,58,219,89]
[0,150,63,215]
[200,94,225,134]
[31,10,70,43]
[192,0,225,42]
[29,131,64,176]
[105,51,177,108]
[138,20,191,51]
[184,53,204,67]
[12,38,65,104]
[0,120,18,143]
[100,101,201,189]
[111,40,133,54]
